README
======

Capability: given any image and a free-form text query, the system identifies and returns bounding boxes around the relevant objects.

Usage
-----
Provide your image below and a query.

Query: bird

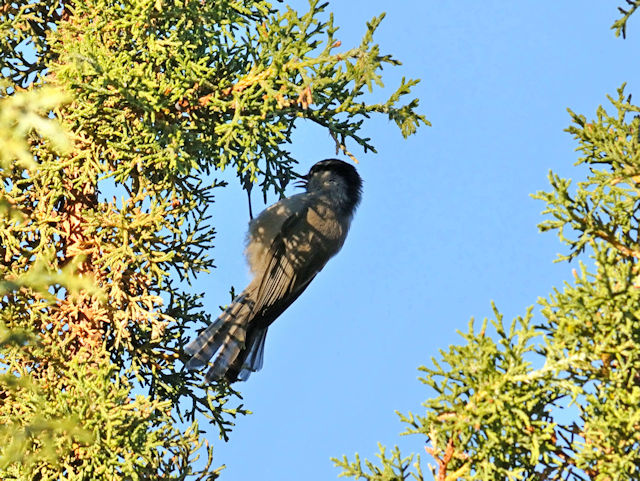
[184,158,363,382]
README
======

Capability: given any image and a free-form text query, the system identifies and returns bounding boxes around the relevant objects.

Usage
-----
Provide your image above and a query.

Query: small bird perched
[184,158,363,382]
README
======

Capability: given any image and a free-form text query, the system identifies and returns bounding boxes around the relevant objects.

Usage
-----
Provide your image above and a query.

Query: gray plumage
[184,159,363,382]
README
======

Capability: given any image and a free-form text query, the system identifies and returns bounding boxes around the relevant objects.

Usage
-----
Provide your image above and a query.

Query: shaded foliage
[0,0,427,479]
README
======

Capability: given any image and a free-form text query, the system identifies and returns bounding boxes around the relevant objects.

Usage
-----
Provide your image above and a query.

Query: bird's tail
[226,327,268,382]
[184,291,252,382]
[184,290,268,382]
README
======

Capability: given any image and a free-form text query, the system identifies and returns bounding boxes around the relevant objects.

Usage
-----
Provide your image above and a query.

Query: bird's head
[297,158,363,215]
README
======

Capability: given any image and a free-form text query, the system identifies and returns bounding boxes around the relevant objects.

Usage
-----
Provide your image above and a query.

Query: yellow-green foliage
[0,0,427,479]
[334,6,640,481]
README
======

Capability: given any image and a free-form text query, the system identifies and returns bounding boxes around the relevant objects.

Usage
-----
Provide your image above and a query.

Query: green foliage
[537,86,640,264]
[336,90,640,481]
[49,0,427,195]
[612,0,640,38]
[0,82,71,170]
[0,1,59,88]
[334,445,425,481]
[335,10,640,481]
[1,0,427,479]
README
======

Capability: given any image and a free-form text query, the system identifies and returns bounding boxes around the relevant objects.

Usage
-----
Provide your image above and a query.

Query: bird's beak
[293,172,308,189]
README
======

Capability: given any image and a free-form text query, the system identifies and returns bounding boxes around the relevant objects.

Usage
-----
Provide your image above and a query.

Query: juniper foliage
[334,6,640,481]
[0,0,427,479]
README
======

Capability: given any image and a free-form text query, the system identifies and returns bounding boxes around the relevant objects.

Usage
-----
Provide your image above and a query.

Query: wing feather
[249,206,325,327]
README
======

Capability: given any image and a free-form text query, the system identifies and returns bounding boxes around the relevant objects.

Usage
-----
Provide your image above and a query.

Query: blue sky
[189,2,640,479]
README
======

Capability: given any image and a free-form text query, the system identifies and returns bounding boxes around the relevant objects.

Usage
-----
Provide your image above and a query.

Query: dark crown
[308,158,363,212]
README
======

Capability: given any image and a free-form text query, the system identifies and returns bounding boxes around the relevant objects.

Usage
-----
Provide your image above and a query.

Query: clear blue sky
[188,2,640,479]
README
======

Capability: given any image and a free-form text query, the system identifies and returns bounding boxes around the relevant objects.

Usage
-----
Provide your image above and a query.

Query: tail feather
[184,292,254,380]
[244,328,267,372]
[236,328,268,381]
[184,316,226,370]
[204,325,245,382]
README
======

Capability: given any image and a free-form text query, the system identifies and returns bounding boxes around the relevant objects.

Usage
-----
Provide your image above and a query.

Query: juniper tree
[333,5,640,481]
[0,0,427,479]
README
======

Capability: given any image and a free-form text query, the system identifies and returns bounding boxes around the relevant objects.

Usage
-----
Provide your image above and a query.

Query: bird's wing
[248,205,326,329]
[222,209,323,381]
